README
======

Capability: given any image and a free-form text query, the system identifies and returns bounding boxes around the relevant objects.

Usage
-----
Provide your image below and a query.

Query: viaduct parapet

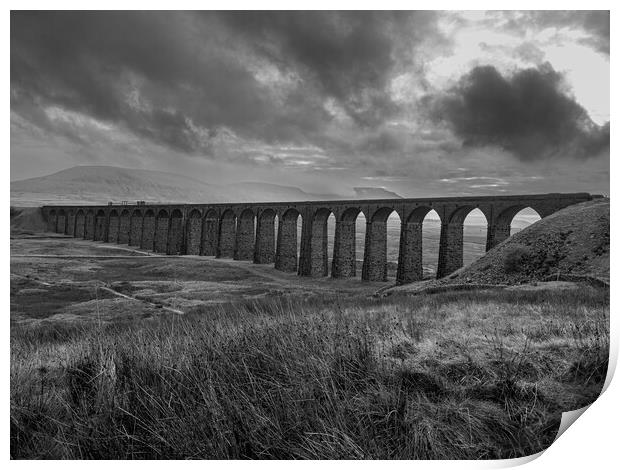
[42,193,596,283]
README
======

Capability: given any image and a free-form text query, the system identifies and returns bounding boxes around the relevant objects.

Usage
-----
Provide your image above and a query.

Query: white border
[5,2,616,468]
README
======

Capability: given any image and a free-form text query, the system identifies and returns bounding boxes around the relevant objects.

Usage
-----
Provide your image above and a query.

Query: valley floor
[10,232,609,459]
[11,233,386,326]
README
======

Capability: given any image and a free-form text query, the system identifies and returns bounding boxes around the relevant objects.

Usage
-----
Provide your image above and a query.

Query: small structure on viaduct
[43,193,596,283]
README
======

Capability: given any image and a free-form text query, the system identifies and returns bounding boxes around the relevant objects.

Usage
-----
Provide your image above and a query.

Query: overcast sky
[10,10,609,197]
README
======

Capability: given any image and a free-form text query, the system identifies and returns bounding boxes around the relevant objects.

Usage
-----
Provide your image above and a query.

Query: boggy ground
[11,233,387,325]
[10,232,610,459]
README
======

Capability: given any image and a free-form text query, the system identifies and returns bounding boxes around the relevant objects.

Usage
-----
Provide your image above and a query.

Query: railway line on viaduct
[42,192,597,283]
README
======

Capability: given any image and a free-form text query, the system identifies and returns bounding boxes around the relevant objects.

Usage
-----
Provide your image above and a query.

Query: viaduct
[42,193,596,283]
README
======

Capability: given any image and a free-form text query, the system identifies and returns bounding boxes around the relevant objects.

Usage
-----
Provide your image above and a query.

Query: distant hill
[11,166,400,206]
[353,187,403,199]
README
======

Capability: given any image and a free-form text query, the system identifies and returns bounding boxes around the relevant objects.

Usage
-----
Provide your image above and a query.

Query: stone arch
[397,206,440,283]
[140,209,156,250]
[217,209,237,258]
[254,208,276,264]
[118,209,131,244]
[447,205,489,225]
[497,205,542,226]
[168,209,184,255]
[509,207,542,234]
[235,208,255,261]
[108,209,120,244]
[57,209,67,235]
[94,209,107,241]
[362,206,400,282]
[129,209,143,247]
[202,209,219,256]
[85,210,95,239]
[275,208,301,272]
[75,209,85,238]
[47,209,57,232]
[186,209,203,255]
[437,205,490,278]
[487,205,543,250]
[154,209,170,253]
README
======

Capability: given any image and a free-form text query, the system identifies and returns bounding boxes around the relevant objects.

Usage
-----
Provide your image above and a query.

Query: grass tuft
[11,287,608,459]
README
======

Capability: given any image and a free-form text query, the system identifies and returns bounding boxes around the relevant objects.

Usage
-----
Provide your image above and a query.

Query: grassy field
[11,286,608,459]
[10,234,387,326]
[10,227,607,459]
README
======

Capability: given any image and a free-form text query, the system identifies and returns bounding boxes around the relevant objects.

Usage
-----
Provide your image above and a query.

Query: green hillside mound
[10,206,48,234]
[444,199,609,285]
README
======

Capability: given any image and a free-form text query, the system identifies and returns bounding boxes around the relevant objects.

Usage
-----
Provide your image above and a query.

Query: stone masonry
[186,210,202,255]
[234,210,255,261]
[254,209,276,264]
[217,210,236,258]
[108,210,120,244]
[75,210,85,238]
[94,211,106,241]
[275,209,300,273]
[67,210,75,236]
[129,210,143,247]
[85,211,95,240]
[141,211,155,250]
[118,210,130,245]
[202,212,219,256]
[168,210,184,255]
[154,211,169,254]
[43,192,597,283]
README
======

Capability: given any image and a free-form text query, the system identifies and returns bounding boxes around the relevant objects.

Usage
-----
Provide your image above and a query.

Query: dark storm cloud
[10,11,325,153]
[217,11,441,127]
[580,11,611,55]
[501,11,610,55]
[11,11,443,156]
[425,64,609,161]
[540,10,609,55]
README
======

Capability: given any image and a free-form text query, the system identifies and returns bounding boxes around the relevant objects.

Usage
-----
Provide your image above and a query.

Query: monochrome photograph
[9,8,610,460]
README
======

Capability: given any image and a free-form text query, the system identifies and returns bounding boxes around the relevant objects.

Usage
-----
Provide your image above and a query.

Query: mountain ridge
[11,165,402,206]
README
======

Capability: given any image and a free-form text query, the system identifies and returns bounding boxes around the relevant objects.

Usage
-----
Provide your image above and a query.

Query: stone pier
[118,210,130,244]
[168,209,184,255]
[217,210,236,258]
[202,210,219,256]
[140,210,155,251]
[331,208,360,278]
[234,209,255,261]
[108,210,119,244]
[186,209,202,255]
[129,210,143,246]
[275,209,300,273]
[254,209,276,264]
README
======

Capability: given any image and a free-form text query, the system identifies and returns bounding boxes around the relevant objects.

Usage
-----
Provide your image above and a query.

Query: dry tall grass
[11,287,608,459]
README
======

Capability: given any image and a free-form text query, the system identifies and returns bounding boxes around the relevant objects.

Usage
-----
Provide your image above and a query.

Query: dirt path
[97,285,185,315]
[12,272,186,315]
[11,273,53,287]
